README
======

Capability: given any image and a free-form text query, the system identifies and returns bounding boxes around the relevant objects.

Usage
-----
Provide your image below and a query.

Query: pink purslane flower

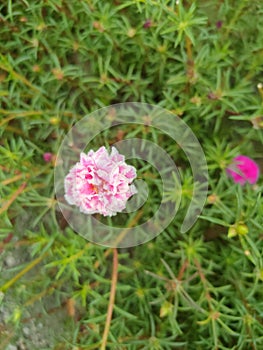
[64,146,137,216]
[226,155,260,185]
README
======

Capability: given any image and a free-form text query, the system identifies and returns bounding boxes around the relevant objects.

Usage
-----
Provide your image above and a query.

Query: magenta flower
[43,152,53,162]
[143,19,152,28]
[216,20,223,29]
[226,155,260,185]
[64,146,137,216]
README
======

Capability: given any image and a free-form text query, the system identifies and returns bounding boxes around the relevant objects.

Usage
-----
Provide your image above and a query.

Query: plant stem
[0,253,46,293]
[100,248,118,350]
[0,182,26,215]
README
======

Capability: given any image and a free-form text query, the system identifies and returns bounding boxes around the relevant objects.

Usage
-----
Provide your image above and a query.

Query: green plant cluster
[0,0,263,349]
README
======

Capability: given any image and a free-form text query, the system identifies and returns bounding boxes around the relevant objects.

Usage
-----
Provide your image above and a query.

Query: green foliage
[0,0,263,349]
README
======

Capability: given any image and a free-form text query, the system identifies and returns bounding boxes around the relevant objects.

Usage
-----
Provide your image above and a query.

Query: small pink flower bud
[43,152,53,163]
[143,19,152,28]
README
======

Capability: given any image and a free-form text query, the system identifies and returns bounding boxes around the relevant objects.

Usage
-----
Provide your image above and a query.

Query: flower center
[91,184,98,194]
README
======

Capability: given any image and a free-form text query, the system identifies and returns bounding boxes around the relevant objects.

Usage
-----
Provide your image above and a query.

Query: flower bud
[160,301,173,318]
[228,226,237,238]
[236,223,249,236]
